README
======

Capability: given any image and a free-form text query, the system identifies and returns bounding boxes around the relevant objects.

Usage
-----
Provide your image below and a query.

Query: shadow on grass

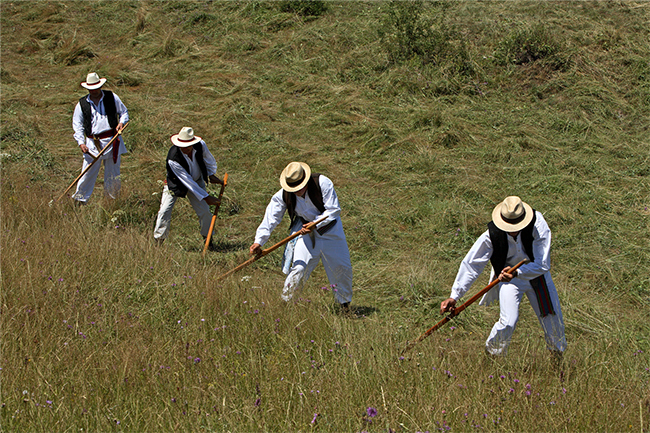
[348,304,378,318]
[187,240,249,254]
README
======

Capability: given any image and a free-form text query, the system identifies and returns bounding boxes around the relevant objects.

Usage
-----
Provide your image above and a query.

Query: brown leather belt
[90,128,117,140]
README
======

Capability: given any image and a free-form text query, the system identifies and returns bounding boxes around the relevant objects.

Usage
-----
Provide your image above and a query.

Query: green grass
[2,1,649,431]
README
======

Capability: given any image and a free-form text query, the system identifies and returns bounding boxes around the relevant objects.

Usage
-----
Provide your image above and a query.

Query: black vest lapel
[488,211,537,275]
[166,143,209,197]
[79,90,118,137]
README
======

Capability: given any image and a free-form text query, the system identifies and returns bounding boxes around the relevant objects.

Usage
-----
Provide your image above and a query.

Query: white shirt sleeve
[450,231,493,300]
[315,175,340,229]
[516,211,552,280]
[200,141,217,176]
[254,190,288,246]
[113,93,130,125]
[72,102,86,146]
[168,158,208,201]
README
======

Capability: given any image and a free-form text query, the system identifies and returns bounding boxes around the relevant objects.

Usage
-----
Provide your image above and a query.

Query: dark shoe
[337,302,353,317]
[484,347,501,359]
[550,350,564,369]
[73,200,87,207]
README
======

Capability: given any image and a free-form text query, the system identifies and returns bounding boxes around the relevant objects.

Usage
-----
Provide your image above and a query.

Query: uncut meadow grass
[2,1,650,431]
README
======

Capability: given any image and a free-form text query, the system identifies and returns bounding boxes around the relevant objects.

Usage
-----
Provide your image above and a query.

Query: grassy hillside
[2,1,649,431]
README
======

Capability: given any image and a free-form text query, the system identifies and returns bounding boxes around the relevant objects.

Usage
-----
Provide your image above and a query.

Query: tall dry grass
[2,184,648,431]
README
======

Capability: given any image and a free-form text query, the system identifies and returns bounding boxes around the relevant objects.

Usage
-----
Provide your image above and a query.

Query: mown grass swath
[1,1,649,431]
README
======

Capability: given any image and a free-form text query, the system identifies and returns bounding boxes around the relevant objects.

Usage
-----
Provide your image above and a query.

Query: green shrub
[378,1,444,65]
[495,24,570,70]
[378,0,472,77]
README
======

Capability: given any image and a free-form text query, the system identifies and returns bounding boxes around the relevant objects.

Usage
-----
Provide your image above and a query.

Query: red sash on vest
[530,275,555,317]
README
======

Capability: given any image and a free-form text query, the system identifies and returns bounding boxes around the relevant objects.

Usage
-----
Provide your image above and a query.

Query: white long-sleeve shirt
[167,141,218,201]
[450,211,552,300]
[254,175,341,246]
[72,91,129,146]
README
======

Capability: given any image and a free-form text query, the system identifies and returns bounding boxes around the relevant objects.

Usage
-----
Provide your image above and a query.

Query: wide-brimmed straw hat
[492,196,534,232]
[170,127,202,147]
[280,162,311,192]
[81,72,107,90]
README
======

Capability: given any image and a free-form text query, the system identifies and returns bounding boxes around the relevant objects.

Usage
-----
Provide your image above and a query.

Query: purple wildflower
[366,407,378,418]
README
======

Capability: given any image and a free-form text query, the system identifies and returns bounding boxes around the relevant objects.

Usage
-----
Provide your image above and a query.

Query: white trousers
[485,275,567,355]
[153,183,212,240]
[73,153,121,202]
[282,221,353,305]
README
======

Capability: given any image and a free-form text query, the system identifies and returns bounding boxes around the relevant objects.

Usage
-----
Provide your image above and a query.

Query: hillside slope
[2,1,649,431]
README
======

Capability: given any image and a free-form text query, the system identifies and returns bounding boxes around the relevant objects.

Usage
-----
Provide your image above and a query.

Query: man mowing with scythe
[153,127,224,250]
[440,196,567,360]
[249,162,353,310]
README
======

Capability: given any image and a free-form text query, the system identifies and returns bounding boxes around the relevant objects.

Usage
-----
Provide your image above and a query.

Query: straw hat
[280,162,311,192]
[81,72,107,90]
[170,127,202,147]
[492,196,534,232]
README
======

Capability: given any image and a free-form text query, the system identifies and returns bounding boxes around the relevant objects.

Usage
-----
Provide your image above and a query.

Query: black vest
[78,90,118,137]
[166,143,209,198]
[488,211,537,276]
[282,174,325,227]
